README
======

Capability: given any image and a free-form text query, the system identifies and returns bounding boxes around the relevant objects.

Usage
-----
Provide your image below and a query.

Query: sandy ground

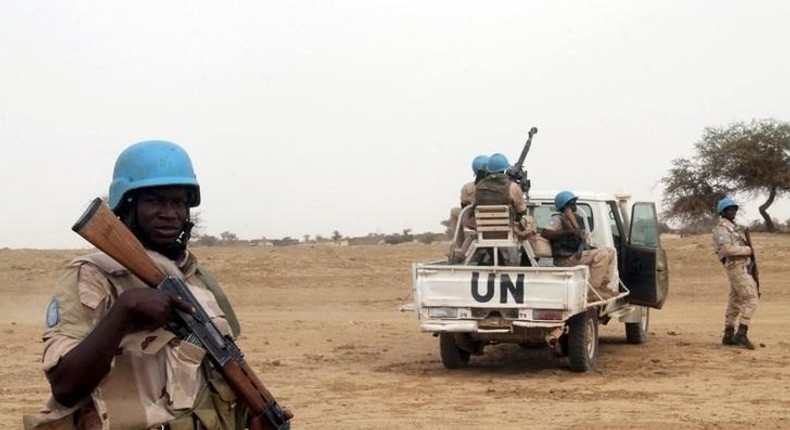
[2,233,789,429]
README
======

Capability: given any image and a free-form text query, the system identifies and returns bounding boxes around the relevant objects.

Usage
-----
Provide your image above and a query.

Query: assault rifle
[744,228,761,298]
[506,126,538,196]
[72,198,292,430]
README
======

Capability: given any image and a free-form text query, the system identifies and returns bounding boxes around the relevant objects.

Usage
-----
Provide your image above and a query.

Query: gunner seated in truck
[473,153,527,266]
[540,191,618,300]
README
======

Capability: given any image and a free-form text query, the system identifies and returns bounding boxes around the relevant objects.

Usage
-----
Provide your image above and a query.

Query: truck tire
[567,308,599,372]
[625,307,650,344]
[439,333,470,369]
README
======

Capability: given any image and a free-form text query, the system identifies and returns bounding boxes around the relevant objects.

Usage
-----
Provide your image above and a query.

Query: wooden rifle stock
[72,198,167,286]
[72,198,291,429]
[563,206,580,231]
[744,228,761,298]
[563,206,588,255]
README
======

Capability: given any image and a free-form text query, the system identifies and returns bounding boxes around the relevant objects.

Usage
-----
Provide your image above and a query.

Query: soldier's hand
[116,289,194,333]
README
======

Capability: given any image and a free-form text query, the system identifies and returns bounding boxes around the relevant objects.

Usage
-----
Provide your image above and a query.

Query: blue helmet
[716,197,738,215]
[554,191,578,211]
[108,140,201,211]
[486,153,509,173]
[471,155,489,174]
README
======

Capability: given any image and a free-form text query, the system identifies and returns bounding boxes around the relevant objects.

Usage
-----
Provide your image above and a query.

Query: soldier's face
[135,187,190,246]
[722,206,738,221]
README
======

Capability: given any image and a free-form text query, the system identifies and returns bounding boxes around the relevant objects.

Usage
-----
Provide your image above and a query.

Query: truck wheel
[567,309,599,372]
[625,307,650,344]
[439,333,470,369]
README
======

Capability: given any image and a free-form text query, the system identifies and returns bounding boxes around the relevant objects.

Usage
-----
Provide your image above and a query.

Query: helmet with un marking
[108,140,201,212]
[716,197,738,215]
[554,191,578,211]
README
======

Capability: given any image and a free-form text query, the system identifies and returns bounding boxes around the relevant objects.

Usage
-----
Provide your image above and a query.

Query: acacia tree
[661,158,730,229]
[662,119,790,232]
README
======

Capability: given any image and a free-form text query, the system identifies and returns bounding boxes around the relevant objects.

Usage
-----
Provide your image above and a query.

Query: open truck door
[622,202,669,309]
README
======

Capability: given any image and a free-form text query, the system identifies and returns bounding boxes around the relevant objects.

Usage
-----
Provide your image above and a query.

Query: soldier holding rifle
[25,141,292,429]
[541,191,617,301]
[712,198,759,349]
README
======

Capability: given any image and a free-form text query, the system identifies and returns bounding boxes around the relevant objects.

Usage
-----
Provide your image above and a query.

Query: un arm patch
[715,234,727,246]
[46,298,59,328]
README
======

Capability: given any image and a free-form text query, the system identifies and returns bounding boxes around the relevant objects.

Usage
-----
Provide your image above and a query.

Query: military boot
[722,326,736,346]
[733,325,756,350]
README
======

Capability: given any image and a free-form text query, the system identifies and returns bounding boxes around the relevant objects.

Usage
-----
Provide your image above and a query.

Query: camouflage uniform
[474,174,528,266]
[449,181,478,232]
[475,173,526,214]
[544,213,617,298]
[712,217,759,328]
[24,251,244,430]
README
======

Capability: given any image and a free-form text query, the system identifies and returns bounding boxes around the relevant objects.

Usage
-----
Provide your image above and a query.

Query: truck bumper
[421,319,565,333]
[421,321,480,333]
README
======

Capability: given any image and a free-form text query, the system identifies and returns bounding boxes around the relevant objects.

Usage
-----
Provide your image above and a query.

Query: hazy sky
[2,1,789,249]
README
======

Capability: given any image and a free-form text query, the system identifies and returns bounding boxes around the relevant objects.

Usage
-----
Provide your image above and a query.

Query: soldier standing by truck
[712,198,758,349]
[541,191,617,300]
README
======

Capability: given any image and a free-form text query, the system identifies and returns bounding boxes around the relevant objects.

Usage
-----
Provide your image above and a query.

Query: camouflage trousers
[554,247,616,290]
[724,262,759,327]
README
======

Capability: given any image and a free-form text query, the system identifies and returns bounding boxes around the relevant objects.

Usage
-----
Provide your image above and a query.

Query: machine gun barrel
[507,126,538,195]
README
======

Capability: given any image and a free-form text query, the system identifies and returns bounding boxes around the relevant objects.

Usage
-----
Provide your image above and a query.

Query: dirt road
[2,234,789,429]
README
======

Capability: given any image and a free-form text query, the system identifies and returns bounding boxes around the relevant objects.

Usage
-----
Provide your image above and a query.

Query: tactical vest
[550,213,584,258]
[475,173,511,206]
[78,252,240,337]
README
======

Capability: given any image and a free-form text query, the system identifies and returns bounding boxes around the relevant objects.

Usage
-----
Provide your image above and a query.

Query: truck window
[575,204,594,231]
[607,203,621,242]
[630,204,659,247]
[531,204,555,230]
[531,203,594,231]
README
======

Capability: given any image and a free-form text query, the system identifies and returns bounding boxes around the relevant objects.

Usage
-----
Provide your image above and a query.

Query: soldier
[540,191,617,300]
[474,152,527,217]
[448,154,489,233]
[472,153,528,266]
[712,197,758,349]
[25,140,292,429]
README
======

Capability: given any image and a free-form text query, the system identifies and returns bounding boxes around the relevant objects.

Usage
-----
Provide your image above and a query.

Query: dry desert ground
[2,233,789,429]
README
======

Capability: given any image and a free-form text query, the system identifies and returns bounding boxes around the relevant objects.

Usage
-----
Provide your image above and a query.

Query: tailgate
[413,263,588,312]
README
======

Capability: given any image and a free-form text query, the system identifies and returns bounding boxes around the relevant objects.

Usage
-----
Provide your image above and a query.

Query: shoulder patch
[46,298,59,328]
[548,219,556,227]
[715,234,726,245]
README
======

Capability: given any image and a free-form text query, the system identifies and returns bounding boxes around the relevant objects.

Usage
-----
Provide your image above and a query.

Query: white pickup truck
[411,191,669,372]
